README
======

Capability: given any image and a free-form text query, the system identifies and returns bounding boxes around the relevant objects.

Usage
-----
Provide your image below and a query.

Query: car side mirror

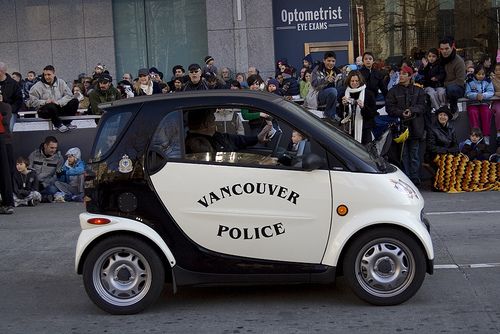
[302,153,325,171]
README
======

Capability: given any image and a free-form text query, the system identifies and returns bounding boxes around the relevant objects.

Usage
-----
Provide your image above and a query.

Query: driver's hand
[257,124,273,143]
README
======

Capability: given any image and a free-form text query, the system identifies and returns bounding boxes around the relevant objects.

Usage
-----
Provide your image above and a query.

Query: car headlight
[390,179,420,200]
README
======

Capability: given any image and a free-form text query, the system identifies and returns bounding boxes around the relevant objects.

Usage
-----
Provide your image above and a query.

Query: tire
[343,227,427,305]
[82,235,165,314]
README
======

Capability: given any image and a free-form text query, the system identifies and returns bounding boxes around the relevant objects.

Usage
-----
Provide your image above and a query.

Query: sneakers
[451,111,460,121]
[0,206,14,214]
[53,194,65,203]
[41,194,53,203]
[56,124,69,133]
[67,123,77,130]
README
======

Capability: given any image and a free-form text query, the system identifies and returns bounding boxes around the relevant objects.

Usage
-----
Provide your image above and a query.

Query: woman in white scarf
[341,70,378,144]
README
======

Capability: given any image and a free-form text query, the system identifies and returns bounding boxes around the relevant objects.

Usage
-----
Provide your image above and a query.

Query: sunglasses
[189,69,200,73]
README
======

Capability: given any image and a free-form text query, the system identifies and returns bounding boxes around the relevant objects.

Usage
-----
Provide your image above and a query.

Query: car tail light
[87,218,111,225]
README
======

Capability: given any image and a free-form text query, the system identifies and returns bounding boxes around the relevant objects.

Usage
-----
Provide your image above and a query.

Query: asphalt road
[1,190,499,334]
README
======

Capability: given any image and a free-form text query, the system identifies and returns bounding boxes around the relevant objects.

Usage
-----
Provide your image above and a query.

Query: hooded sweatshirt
[28,143,64,187]
[60,147,85,188]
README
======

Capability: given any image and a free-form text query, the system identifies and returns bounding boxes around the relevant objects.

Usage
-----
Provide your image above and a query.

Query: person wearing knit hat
[386,61,427,186]
[266,78,283,96]
[202,56,218,77]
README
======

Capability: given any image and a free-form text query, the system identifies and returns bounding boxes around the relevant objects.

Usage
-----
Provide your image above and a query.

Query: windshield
[280,100,388,172]
[92,111,132,161]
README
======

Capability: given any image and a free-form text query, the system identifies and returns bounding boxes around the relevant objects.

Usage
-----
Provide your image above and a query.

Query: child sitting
[266,78,283,96]
[287,130,305,152]
[13,156,41,206]
[54,147,85,202]
[459,128,490,161]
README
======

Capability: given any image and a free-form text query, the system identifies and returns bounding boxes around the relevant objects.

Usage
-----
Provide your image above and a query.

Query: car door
[148,108,333,264]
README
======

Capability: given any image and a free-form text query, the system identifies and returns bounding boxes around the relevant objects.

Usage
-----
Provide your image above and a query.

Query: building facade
[1,0,500,84]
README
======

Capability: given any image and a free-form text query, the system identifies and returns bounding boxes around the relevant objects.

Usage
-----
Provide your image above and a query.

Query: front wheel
[343,227,427,305]
[82,235,165,314]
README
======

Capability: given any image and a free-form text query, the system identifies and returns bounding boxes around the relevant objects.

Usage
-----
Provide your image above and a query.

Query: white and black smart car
[75,90,433,314]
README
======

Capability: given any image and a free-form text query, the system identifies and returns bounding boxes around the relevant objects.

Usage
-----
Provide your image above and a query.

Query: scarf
[440,49,456,66]
[345,84,366,143]
[140,81,153,95]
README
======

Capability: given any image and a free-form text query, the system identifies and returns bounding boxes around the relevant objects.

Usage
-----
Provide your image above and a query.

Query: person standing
[359,52,388,102]
[386,66,426,186]
[29,65,79,132]
[0,102,14,214]
[0,62,23,130]
[439,36,466,119]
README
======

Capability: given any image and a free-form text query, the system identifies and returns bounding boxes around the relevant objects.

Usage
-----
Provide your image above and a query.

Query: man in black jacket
[386,66,426,185]
[0,62,23,130]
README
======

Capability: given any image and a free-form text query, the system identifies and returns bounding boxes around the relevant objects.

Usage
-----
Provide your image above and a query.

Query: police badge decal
[118,154,133,173]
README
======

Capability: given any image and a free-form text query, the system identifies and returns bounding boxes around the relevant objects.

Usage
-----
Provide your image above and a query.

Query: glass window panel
[113,0,208,80]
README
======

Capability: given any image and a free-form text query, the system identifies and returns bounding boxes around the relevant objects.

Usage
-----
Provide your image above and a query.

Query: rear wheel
[82,235,165,314]
[343,227,427,305]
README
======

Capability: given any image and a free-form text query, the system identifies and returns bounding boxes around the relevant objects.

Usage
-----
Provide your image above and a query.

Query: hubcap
[355,239,415,297]
[92,247,152,306]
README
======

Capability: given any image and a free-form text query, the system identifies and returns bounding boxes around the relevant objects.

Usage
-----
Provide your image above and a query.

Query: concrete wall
[206,0,275,80]
[0,0,116,84]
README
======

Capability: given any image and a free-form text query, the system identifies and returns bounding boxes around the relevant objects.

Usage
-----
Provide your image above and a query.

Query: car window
[92,111,132,161]
[181,107,327,169]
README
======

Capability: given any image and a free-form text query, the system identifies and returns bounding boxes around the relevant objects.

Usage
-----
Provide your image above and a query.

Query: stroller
[366,115,409,168]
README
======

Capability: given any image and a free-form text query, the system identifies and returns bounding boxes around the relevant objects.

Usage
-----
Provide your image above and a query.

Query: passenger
[459,128,490,161]
[28,136,64,203]
[54,147,85,202]
[13,156,41,207]
[185,109,272,154]
[287,130,305,152]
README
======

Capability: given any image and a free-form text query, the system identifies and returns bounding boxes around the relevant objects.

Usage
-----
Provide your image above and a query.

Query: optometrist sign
[273,0,351,67]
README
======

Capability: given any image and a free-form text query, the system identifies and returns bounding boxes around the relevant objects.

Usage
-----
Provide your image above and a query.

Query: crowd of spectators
[1,35,500,214]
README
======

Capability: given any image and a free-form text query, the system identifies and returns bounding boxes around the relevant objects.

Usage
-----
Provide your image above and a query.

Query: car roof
[100,90,284,109]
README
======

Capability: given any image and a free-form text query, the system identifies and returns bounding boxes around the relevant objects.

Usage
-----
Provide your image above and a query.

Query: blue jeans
[318,87,338,119]
[446,84,465,114]
[40,184,58,196]
[402,139,421,183]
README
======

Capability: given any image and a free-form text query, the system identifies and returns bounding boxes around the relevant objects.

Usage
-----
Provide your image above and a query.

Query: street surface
[0,190,499,334]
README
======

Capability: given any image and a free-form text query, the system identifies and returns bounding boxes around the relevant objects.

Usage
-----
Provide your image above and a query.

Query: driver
[185,109,272,153]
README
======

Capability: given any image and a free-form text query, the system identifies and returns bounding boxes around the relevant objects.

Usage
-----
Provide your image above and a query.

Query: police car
[75,90,433,314]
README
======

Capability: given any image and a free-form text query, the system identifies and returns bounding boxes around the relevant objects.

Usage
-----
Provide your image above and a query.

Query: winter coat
[88,85,121,114]
[13,169,39,198]
[385,83,426,140]
[281,75,300,96]
[311,64,341,91]
[134,81,162,96]
[28,144,64,188]
[459,138,490,161]
[426,120,459,157]
[0,74,23,114]
[442,51,466,88]
[341,89,378,130]
[183,79,209,91]
[29,77,73,109]
[465,79,494,105]
[418,62,446,88]
[59,159,85,188]
[359,66,388,97]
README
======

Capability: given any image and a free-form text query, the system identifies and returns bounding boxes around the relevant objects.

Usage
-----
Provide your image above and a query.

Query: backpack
[303,88,319,109]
